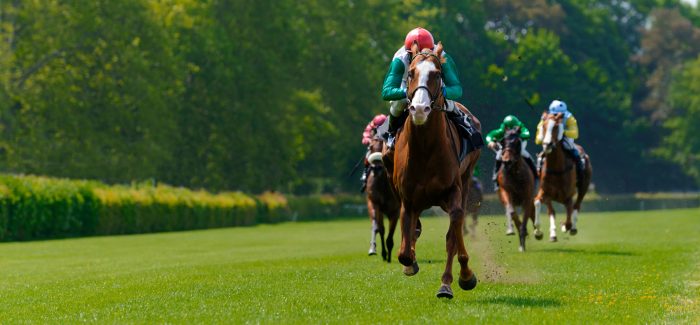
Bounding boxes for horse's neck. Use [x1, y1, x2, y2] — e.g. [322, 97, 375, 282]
[405, 112, 449, 153]
[545, 144, 568, 168]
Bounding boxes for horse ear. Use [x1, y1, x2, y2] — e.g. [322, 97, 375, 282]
[541, 111, 548, 120]
[435, 42, 444, 60]
[411, 40, 419, 56]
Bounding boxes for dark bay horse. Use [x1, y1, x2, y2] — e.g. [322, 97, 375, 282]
[366, 138, 400, 262]
[496, 128, 538, 252]
[534, 113, 592, 241]
[392, 42, 481, 299]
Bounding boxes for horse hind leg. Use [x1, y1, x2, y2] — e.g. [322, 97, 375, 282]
[561, 198, 575, 235]
[385, 211, 399, 263]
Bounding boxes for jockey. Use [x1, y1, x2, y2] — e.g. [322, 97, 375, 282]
[486, 115, 537, 191]
[535, 100, 585, 182]
[360, 114, 388, 192]
[380, 27, 480, 151]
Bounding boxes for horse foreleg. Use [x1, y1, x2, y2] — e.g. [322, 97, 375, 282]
[375, 208, 387, 261]
[533, 192, 544, 240]
[547, 201, 557, 242]
[368, 202, 377, 256]
[386, 212, 399, 263]
[398, 205, 419, 275]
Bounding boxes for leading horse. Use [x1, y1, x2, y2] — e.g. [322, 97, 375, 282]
[392, 42, 481, 299]
[366, 137, 400, 262]
[534, 113, 592, 241]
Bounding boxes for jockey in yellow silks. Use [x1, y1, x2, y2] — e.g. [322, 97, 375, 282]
[535, 100, 585, 181]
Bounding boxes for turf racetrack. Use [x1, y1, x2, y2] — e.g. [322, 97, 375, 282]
[0, 209, 698, 323]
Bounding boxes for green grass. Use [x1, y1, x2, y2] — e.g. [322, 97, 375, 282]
[0, 209, 699, 323]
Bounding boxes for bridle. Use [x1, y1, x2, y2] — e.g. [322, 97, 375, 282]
[406, 51, 444, 110]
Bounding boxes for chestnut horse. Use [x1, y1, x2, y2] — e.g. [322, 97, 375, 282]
[366, 138, 400, 262]
[392, 42, 481, 299]
[534, 113, 592, 241]
[496, 127, 538, 252]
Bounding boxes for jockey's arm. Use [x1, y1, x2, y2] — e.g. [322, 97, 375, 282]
[485, 128, 504, 144]
[518, 122, 531, 140]
[565, 116, 579, 139]
[535, 120, 544, 145]
[441, 53, 463, 100]
[381, 59, 407, 101]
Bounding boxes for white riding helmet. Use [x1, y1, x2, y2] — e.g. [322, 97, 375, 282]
[548, 100, 568, 114]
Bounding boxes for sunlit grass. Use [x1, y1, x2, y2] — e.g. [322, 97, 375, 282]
[0, 209, 698, 323]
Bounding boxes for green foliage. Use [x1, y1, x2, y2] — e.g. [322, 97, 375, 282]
[1, 0, 700, 192]
[0, 174, 367, 241]
[655, 56, 700, 181]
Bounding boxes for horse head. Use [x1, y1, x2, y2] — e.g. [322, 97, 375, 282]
[501, 127, 522, 170]
[406, 41, 446, 126]
[540, 113, 565, 154]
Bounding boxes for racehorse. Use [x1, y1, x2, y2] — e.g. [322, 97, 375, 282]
[391, 41, 482, 299]
[463, 176, 483, 237]
[366, 137, 400, 263]
[534, 112, 592, 241]
[496, 127, 538, 252]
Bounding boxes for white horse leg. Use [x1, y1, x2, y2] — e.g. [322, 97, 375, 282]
[572, 209, 579, 232]
[549, 214, 557, 241]
[505, 204, 515, 235]
[369, 218, 377, 255]
[533, 200, 543, 237]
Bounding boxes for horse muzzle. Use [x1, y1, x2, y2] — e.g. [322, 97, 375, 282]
[409, 104, 431, 125]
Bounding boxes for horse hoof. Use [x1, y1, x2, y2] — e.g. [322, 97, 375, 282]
[368, 251, 377, 256]
[436, 285, 453, 299]
[458, 273, 478, 291]
[506, 231, 515, 236]
[398, 254, 413, 267]
[550, 236, 558, 242]
[518, 246, 525, 252]
[403, 261, 419, 276]
[534, 230, 544, 240]
[570, 228, 578, 236]
[561, 224, 568, 232]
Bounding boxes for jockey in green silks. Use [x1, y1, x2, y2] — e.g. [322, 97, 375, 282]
[380, 27, 482, 153]
[486, 115, 538, 191]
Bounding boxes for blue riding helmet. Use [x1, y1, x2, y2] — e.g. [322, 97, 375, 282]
[548, 100, 568, 114]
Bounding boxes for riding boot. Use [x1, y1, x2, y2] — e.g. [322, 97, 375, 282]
[382, 111, 408, 174]
[492, 160, 502, 192]
[566, 147, 585, 184]
[446, 109, 484, 149]
[384, 111, 408, 150]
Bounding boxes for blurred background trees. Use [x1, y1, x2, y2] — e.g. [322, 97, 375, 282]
[0, 0, 699, 193]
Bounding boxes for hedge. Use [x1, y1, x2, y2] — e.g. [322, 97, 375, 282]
[0, 175, 363, 242]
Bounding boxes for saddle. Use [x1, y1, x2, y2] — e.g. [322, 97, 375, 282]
[449, 113, 484, 163]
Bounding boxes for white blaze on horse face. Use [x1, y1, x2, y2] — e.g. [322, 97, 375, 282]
[557, 122, 564, 141]
[543, 120, 555, 145]
[410, 60, 437, 125]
